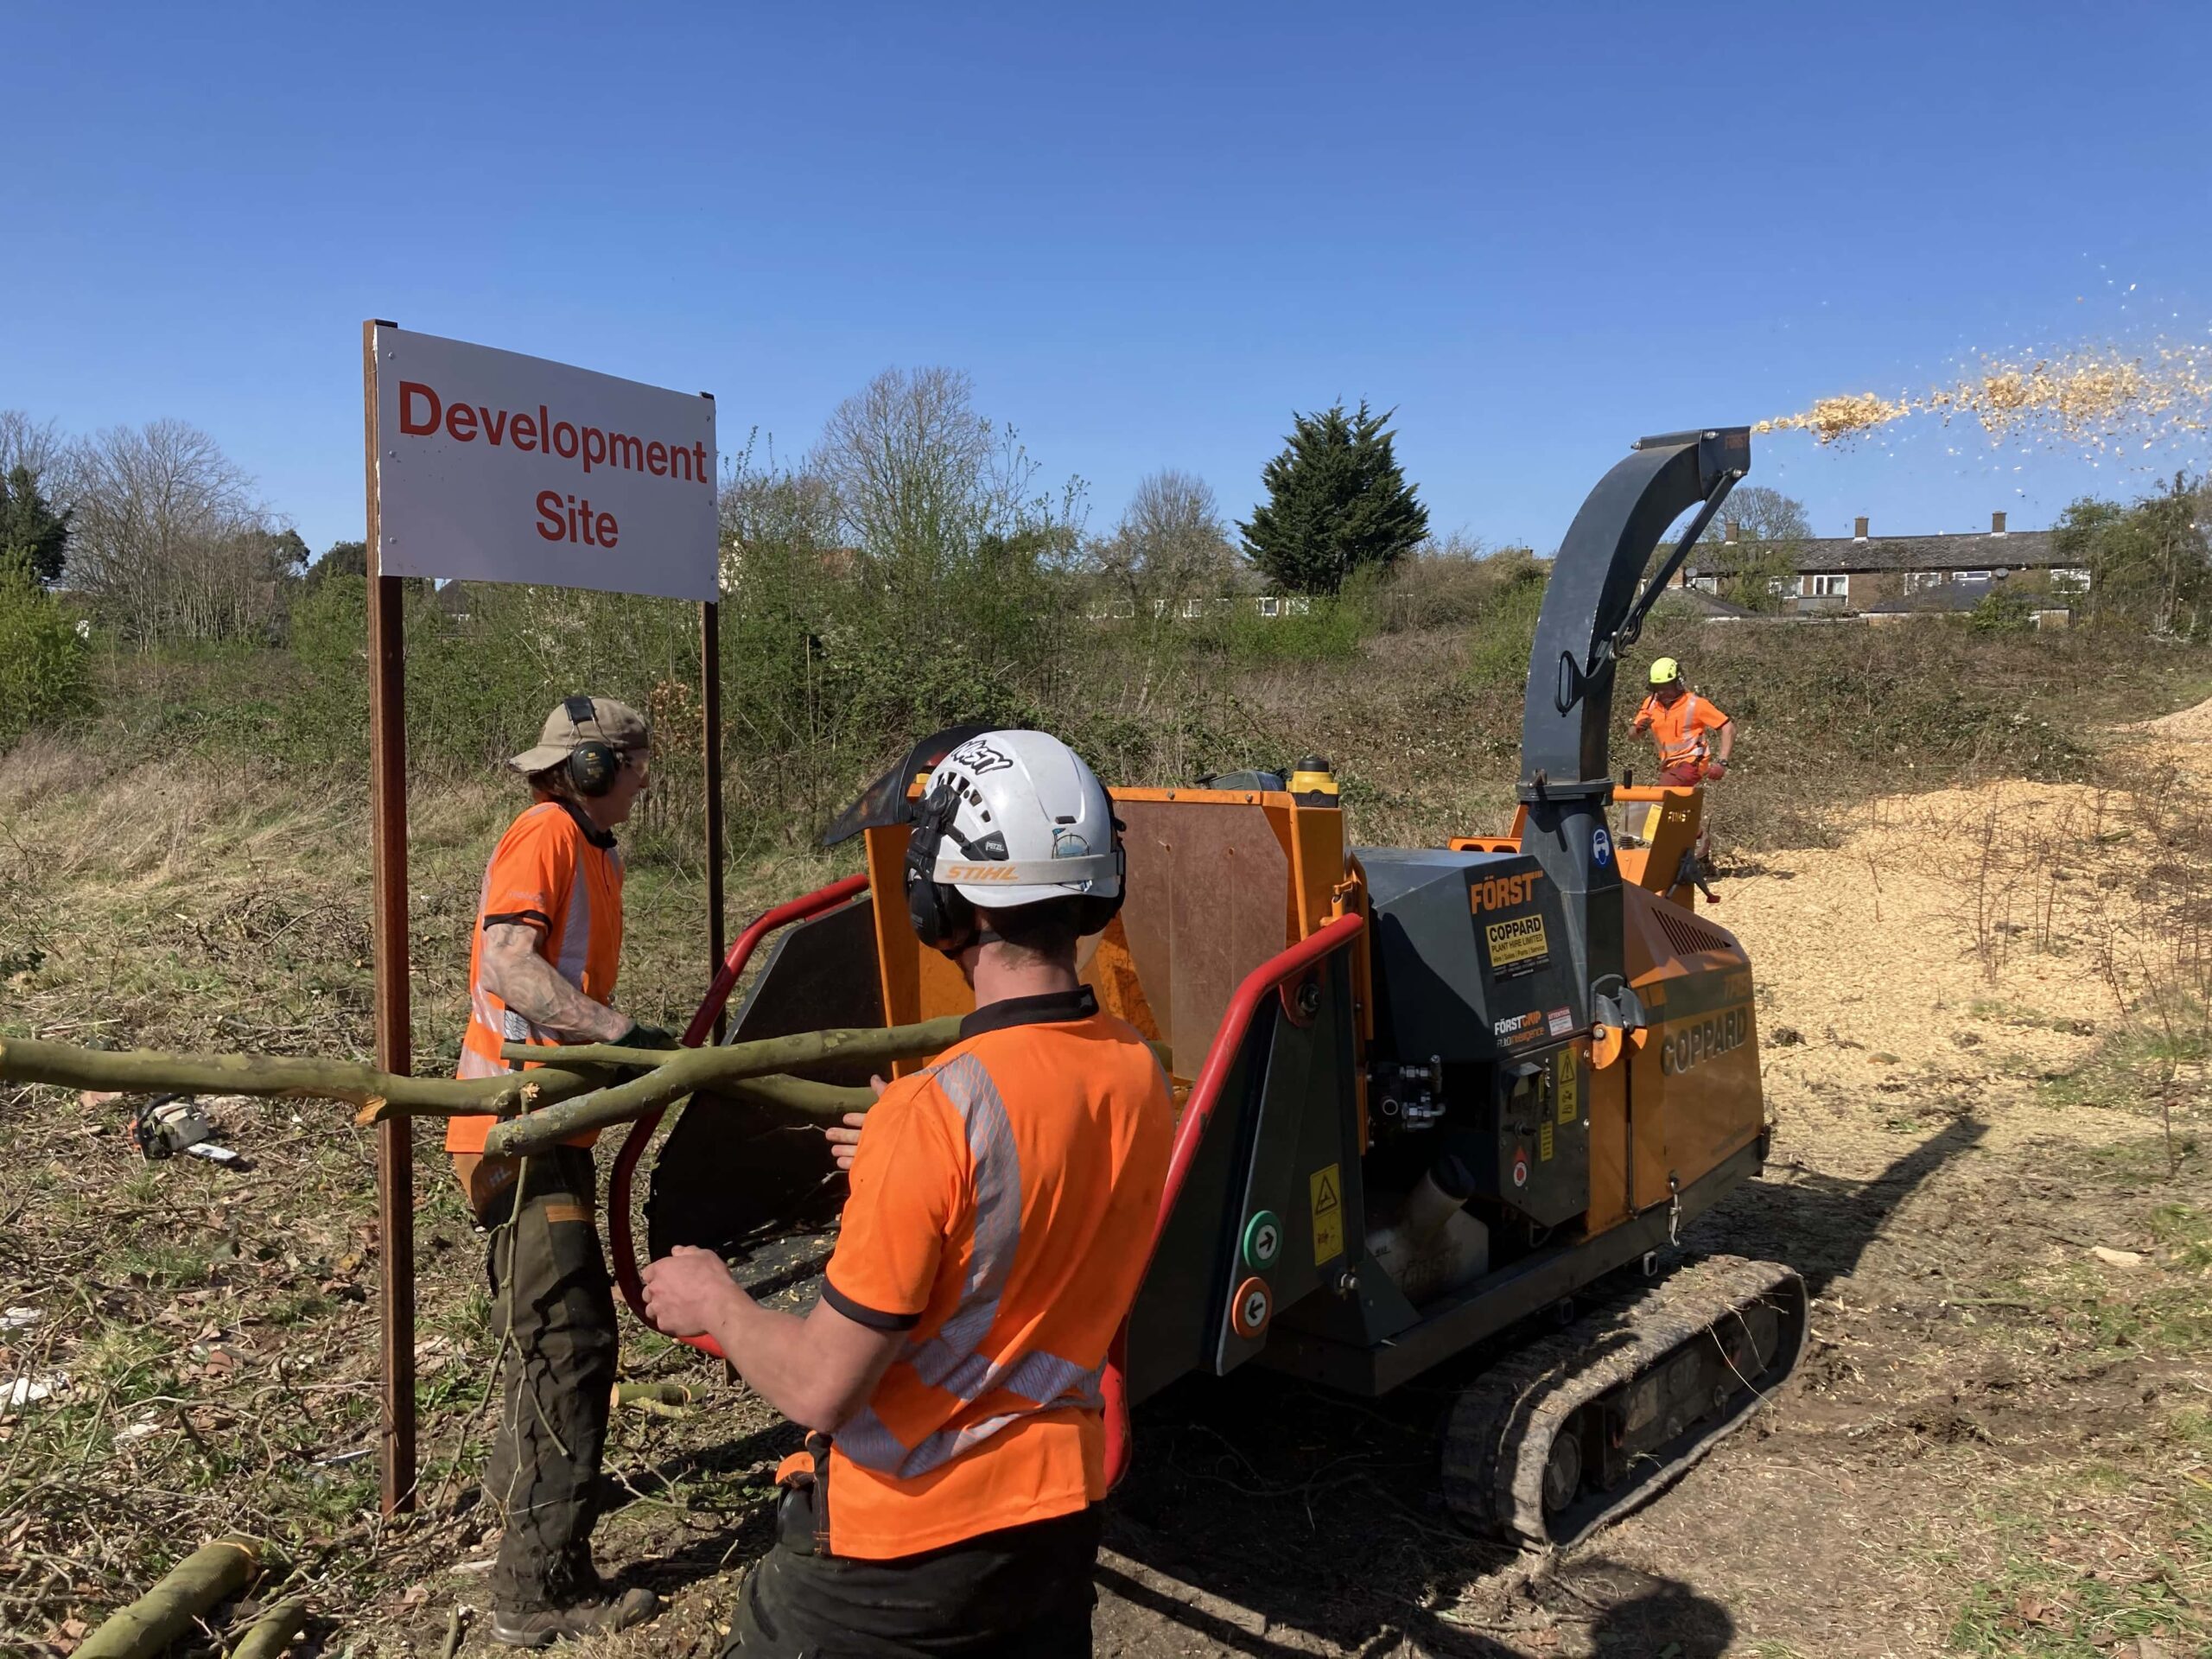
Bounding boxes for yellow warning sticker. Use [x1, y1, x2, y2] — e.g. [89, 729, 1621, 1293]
[1554, 1050, 1578, 1125]
[1484, 913, 1549, 970]
[1540, 1119, 1554, 1162]
[1309, 1164, 1344, 1265]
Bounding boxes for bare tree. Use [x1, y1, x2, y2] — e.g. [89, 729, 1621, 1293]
[0, 411, 68, 498]
[1088, 468, 1236, 618]
[1701, 486, 1813, 547]
[67, 421, 288, 645]
[808, 367, 1080, 594]
[812, 368, 995, 577]
[718, 430, 842, 594]
[1690, 485, 1811, 613]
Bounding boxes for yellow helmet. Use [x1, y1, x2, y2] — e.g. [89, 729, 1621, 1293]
[1649, 657, 1681, 687]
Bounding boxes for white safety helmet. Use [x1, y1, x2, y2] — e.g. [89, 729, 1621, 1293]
[903, 729, 1124, 951]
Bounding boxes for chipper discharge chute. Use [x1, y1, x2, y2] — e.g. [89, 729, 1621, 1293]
[616, 429, 1806, 1551]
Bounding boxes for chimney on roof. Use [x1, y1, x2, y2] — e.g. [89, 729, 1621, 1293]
[1853, 516, 1869, 542]
[1724, 519, 1739, 544]
[1991, 511, 2008, 536]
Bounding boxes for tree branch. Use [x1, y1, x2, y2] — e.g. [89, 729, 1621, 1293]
[0, 1020, 947, 1153]
[0, 1035, 608, 1121]
[479, 1018, 959, 1156]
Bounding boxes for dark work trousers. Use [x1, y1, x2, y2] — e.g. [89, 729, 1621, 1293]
[482, 1146, 620, 1613]
[726, 1476, 1102, 1658]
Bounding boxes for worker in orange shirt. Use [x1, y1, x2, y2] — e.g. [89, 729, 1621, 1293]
[451, 696, 672, 1648]
[1631, 657, 1735, 868]
[643, 729, 1173, 1657]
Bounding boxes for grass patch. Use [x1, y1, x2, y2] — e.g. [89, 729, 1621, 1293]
[2148, 1203, 2212, 1268]
[99, 1241, 213, 1289]
[1946, 1478, 2212, 1657]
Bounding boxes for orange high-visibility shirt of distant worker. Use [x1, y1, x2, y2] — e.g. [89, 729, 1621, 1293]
[1631, 658, 1734, 786]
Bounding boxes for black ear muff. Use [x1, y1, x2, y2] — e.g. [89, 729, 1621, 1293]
[903, 783, 976, 954]
[1073, 835, 1127, 938]
[563, 694, 620, 798]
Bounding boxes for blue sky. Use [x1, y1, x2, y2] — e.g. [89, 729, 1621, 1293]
[6, 2, 2209, 559]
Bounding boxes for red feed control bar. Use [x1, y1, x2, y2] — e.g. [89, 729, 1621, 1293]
[608, 872, 871, 1358]
[1101, 909, 1366, 1488]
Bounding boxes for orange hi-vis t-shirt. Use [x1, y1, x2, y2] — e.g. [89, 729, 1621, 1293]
[818, 986, 1173, 1560]
[448, 798, 625, 1155]
[1636, 690, 1731, 776]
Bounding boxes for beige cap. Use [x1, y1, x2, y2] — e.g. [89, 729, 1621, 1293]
[508, 696, 650, 776]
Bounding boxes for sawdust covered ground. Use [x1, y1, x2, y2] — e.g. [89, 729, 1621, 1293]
[1058, 729, 2212, 1658]
[6, 713, 2211, 1656]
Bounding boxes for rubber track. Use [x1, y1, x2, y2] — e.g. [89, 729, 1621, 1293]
[1440, 1254, 1806, 1551]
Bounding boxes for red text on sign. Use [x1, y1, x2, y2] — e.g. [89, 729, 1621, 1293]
[536, 493, 620, 548]
[398, 382, 709, 485]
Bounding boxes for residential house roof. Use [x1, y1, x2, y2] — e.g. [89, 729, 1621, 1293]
[1656, 585, 1754, 619]
[1858, 580, 1997, 615]
[1685, 512, 2066, 579]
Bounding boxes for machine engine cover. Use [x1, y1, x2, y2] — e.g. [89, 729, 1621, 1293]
[1356, 848, 1580, 1064]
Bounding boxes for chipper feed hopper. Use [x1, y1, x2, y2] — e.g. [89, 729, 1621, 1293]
[619, 428, 1807, 1549]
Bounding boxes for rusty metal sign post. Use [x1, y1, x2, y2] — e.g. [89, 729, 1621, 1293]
[361, 319, 722, 1514]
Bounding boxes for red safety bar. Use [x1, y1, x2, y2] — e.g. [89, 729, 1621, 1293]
[1100, 909, 1365, 1488]
[607, 871, 871, 1359]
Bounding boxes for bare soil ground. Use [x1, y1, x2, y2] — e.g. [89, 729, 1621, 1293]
[4, 715, 2209, 1657]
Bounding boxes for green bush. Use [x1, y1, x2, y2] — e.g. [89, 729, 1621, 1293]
[1462, 558, 1550, 689]
[1199, 594, 1370, 664]
[1969, 588, 2037, 635]
[0, 557, 93, 745]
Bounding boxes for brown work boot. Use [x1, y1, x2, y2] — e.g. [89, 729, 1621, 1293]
[490, 1585, 658, 1648]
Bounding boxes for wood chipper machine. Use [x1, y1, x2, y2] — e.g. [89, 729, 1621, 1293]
[612, 427, 1806, 1549]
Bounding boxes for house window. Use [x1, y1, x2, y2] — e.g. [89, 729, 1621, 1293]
[1802, 574, 1849, 598]
[2050, 567, 2091, 594]
[1904, 570, 1946, 594]
[1287, 596, 1312, 615]
[1183, 598, 1205, 620]
[1767, 577, 1791, 598]
[1688, 575, 1718, 594]
[1259, 596, 1281, 618]
[1955, 569, 1993, 583]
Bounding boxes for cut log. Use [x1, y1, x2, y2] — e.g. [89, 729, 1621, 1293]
[0, 1018, 936, 1154]
[612, 1380, 695, 1417]
[227, 1593, 308, 1659]
[480, 1018, 958, 1157]
[0, 1036, 608, 1122]
[612, 1380, 696, 1408]
[78, 1533, 263, 1659]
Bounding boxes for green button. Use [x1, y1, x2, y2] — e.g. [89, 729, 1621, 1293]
[1243, 1210, 1283, 1269]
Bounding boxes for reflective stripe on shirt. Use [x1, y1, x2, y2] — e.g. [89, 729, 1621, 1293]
[555, 844, 593, 988]
[834, 1050, 1103, 1480]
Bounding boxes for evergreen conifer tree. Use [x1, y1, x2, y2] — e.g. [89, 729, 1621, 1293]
[1239, 402, 1429, 594]
[0, 465, 71, 586]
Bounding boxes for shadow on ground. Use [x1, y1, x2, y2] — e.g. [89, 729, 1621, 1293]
[1090, 1117, 1985, 1654]
[610, 1120, 1983, 1653]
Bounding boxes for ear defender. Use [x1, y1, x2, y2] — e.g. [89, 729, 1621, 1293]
[563, 694, 620, 798]
[903, 783, 976, 954]
[1072, 836, 1127, 938]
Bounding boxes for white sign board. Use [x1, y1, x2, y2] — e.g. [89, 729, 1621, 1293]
[371, 325, 718, 601]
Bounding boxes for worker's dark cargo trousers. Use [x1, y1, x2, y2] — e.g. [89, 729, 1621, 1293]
[725, 1480, 1101, 1657]
[483, 1147, 619, 1614]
